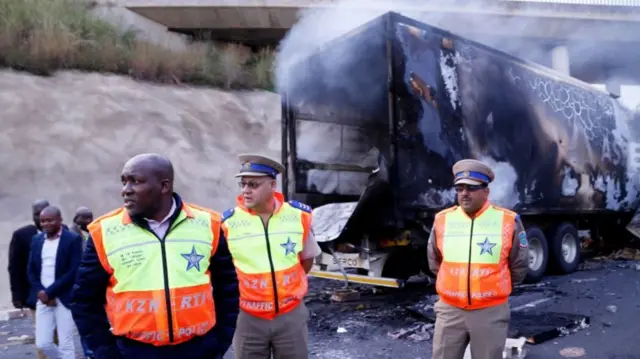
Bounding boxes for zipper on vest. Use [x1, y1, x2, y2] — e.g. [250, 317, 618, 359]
[261, 216, 280, 314]
[467, 219, 475, 307]
[152, 217, 186, 344]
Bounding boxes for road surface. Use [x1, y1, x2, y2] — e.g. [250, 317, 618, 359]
[2, 258, 638, 358]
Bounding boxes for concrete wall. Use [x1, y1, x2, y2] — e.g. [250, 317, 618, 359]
[90, 0, 190, 51]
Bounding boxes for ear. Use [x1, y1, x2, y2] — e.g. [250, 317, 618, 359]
[160, 179, 172, 194]
[271, 179, 277, 189]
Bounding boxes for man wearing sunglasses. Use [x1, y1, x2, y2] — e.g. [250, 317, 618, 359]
[427, 159, 529, 359]
[222, 154, 322, 359]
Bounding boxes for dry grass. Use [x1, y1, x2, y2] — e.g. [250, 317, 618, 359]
[0, 0, 275, 90]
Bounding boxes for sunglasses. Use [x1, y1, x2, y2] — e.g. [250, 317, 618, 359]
[238, 180, 267, 189]
[454, 184, 487, 193]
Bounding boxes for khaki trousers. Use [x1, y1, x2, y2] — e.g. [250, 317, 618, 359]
[432, 300, 510, 359]
[233, 303, 309, 359]
[30, 309, 59, 359]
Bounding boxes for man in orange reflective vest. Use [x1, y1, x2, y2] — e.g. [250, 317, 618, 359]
[70, 153, 240, 359]
[222, 154, 322, 359]
[427, 159, 529, 359]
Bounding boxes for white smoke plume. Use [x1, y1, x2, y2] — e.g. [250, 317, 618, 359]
[275, 0, 634, 94]
[274, 0, 639, 209]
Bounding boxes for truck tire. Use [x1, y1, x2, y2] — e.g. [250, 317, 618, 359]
[549, 222, 581, 274]
[524, 226, 548, 283]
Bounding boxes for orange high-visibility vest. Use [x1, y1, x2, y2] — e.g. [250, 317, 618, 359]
[222, 192, 311, 320]
[90, 203, 221, 346]
[434, 203, 516, 310]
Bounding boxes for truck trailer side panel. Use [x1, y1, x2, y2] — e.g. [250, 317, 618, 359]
[391, 16, 640, 214]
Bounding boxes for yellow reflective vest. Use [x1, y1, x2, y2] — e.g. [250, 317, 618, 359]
[90, 203, 221, 346]
[222, 193, 312, 320]
[434, 203, 516, 310]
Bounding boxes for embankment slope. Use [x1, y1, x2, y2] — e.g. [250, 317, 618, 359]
[0, 70, 281, 308]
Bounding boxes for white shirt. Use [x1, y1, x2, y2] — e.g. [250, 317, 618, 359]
[40, 233, 61, 288]
[145, 199, 176, 238]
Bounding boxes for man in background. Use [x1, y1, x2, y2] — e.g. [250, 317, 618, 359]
[28, 206, 83, 359]
[8, 199, 49, 311]
[70, 206, 93, 246]
[8, 199, 60, 359]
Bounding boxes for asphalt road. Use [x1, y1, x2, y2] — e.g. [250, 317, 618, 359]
[2, 258, 640, 359]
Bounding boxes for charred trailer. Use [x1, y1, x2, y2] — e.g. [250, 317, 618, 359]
[279, 11, 640, 286]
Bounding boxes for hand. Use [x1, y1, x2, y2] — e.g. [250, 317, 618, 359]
[46, 299, 57, 307]
[12, 300, 23, 309]
[37, 291, 49, 304]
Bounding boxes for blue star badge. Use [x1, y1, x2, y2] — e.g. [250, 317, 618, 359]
[181, 245, 205, 272]
[477, 237, 497, 256]
[280, 237, 297, 256]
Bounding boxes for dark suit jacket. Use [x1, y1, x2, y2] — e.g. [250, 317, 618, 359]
[28, 228, 83, 308]
[8, 224, 39, 309]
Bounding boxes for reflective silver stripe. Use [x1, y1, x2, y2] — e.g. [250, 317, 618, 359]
[228, 231, 304, 241]
[106, 239, 212, 257]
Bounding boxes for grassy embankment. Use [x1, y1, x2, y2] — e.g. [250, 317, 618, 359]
[0, 0, 275, 90]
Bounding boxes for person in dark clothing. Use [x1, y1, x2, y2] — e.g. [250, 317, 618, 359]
[28, 206, 83, 359]
[70, 206, 93, 247]
[69, 207, 96, 359]
[8, 199, 50, 310]
[70, 153, 240, 359]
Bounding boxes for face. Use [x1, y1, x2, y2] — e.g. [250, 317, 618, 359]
[75, 213, 93, 231]
[455, 183, 489, 213]
[239, 176, 276, 209]
[39, 212, 62, 236]
[32, 203, 48, 229]
[121, 161, 170, 217]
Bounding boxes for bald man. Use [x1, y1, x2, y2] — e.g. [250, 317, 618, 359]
[28, 206, 83, 359]
[8, 200, 50, 311]
[71, 153, 240, 359]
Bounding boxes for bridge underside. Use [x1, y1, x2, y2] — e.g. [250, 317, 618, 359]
[125, 1, 640, 84]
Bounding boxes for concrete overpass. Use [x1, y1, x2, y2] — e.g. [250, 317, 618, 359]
[124, 0, 640, 44]
[122, 0, 640, 93]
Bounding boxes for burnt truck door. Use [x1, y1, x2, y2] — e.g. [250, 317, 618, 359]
[281, 97, 385, 208]
[279, 16, 392, 210]
[390, 16, 467, 217]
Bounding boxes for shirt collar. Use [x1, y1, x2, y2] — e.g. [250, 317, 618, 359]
[145, 198, 176, 225]
[45, 228, 62, 240]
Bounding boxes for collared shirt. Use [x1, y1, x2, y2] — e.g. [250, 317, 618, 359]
[144, 199, 177, 238]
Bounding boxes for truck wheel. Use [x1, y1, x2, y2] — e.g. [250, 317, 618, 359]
[549, 222, 581, 274]
[524, 226, 548, 283]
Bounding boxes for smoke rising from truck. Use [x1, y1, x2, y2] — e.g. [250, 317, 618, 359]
[275, 0, 640, 208]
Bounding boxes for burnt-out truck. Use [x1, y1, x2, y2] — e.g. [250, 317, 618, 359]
[279, 11, 640, 286]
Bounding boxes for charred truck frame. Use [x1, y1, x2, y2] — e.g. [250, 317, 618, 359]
[280, 12, 640, 287]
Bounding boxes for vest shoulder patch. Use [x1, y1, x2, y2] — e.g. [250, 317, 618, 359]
[222, 208, 235, 222]
[288, 200, 312, 213]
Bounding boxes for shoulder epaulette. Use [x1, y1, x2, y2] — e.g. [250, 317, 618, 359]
[222, 208, 235, 222]
[288, 200, 312, 213]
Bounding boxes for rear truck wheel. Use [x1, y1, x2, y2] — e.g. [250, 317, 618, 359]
[549, 222, 581, 274]
[524, 226, 549, 283]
